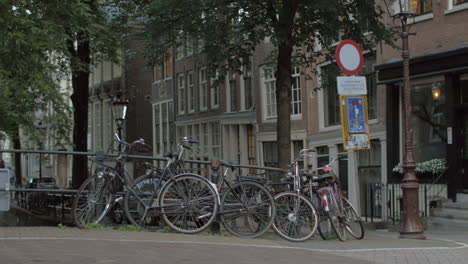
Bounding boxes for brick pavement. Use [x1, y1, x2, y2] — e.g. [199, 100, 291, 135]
[0, 226, 467, 263]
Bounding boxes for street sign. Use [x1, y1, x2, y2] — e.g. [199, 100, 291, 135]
[340, 95, 370, 150]
[335, 40, 364, 76]
[337, 76, 367, 95]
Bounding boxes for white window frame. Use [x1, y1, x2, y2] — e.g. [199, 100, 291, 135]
[291, 66, 302, 117]
[261, 67, 277, 120]
[199, 67, 208, 111]
[187, 71, 195, 113]
[177, 73, 185, 114]
[446, 0, 468, 14]
[260, 66, 302, 121]
[317, 61, 341, 132]
[210, 72, 219, 109]
[226, 70, 237, 112]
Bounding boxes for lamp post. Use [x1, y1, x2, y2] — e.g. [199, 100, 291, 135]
[112, 96, 129, 149]
[383, 0, 425, 239]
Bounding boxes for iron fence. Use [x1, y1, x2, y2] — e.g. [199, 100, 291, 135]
[362, 182, 448, 223]
[1, 148, 286, 225]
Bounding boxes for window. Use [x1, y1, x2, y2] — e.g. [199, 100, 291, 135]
[247, 125, 256, 165]
[177, 73, 185, 114]
[244, 63, 253, 110]
[154, 101, 175, 156]
[337, 144, 349, 193]
[263, 142, 278, 168]
[415, 0, 433, 14]
[201, 123, 209, 155]
[187, 71, 195, 113]
[321, 63, 341, 126]
[103, 101, 113, 149]
[362, 53, 377, 119]
[210, 71, 219, 109]
[199, 67, 208, 111]
[153, 52, 173, 82]
[411, 78, 447, 163]
[454, 0, 468, 5]
[291, 66, 302, 116]
[316, 146, 329, 169]
[261, 67, 302, 119]
[93, 102, 102, 150]
[228, 70, 237, 112]
[211, 122, 221, 158]
[263, 68, 277, 119]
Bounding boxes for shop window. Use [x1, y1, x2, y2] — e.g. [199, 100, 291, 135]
[411, 79, 447, 163]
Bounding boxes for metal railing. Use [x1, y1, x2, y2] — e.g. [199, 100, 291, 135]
[362, 182, 448, 224]
[1, 148, 286, 225]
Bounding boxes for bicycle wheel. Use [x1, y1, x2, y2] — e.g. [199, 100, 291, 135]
[220, 181, 275, 238]
[72, 174, 114, 228]
[124, 173, 164, 231]
[272, 192, 318, 242]
[159, 173, 218, 234]
[342, 197, 365, 240]
[326, 193, 346, 241]
[311, 193, 333, 240]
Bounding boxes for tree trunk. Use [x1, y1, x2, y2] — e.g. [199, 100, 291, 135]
[13, 129, 22, 187]
[275, 0, 297, 169]
[70, 36, 90, 189]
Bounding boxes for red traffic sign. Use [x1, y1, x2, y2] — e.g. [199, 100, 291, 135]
[335, 40, 363, 76]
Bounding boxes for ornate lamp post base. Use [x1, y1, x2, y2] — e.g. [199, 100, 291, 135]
[399, 174, 425, 240]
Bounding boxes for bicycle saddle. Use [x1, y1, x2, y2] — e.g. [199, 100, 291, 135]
[310, 173, 334, 182]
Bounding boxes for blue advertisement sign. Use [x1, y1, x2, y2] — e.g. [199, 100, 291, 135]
[345, 96, 366, 134]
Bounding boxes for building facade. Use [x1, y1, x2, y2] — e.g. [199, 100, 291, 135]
[376, 0, 468, 201]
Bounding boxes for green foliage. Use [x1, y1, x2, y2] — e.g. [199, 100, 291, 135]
[118, 225, 145, 232]
[83, 223, 114, 231]
[0, 0, 137, 145]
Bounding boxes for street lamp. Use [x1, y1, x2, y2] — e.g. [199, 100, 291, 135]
[112, 96, 129, 143]
[383, 0, 425, 239]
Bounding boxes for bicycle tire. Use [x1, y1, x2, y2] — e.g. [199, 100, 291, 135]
[272, 192, 318, 242]
[159, 173, 218, 234]
[220, 181, 276, 238]
[326, 192, 346, 241]
[124, 173, 164, 231]
[72, 174, 114, 228]
[310, 192, 332, 240]
[342, 197, 365, 240]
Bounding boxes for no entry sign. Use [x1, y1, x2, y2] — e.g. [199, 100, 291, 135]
[335, 40, 363, 76]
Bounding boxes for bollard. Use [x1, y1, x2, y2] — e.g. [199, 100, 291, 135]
[209, 160, 221, 233]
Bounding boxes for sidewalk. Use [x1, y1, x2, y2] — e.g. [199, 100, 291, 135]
[1, 226, 467, 263]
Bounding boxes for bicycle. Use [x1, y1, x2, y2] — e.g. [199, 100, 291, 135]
[213, 160, 276, 238]
[271, 149, 319, 242]
[72, 135, 219, 234]
[304, 156, 365, 241]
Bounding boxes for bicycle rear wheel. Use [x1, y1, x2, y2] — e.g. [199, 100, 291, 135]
[124, 173, 164, 231]
[342, 197, 365, 240]
[272, 192, 318, 242]
[72, 174, 114, 228]
[326, 193, 346, 241]
[159, 174, 218, 234]
[220, 181, 275, 238]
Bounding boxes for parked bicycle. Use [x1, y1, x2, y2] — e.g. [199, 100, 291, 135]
[123, 137, 218, 233]
[304, 156, 364, 241]
[213, 160, 276, 238]
[272, 149, 319, 242]
[72, 135, 219, 234]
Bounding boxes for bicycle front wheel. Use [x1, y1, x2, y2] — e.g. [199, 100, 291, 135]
[72, 174, 114, 228]
[159, 174, 218, 234]
[220, 181, 275, 238]
[272, 192, 318, 242]
[342, 197, 365, 240]
[124, 173, 164, 231]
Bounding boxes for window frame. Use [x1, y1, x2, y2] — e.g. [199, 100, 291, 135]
[177, 73, 186, 114]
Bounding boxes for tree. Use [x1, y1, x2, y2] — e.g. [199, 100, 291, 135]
[0, 0, 138, 186]
[138, 0, 394, 168]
